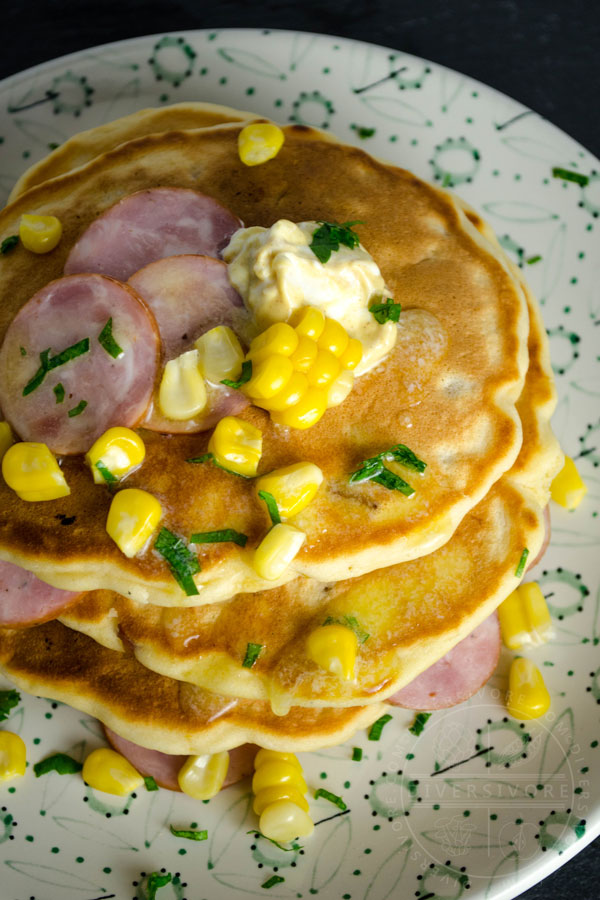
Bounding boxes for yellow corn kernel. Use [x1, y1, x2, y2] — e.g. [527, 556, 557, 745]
[289, 306, 325, 340]
[243, 355, 294, 400]
[318, 317, 349, 357]
[506, 657, 551, 720]
[86, 427, 145, 485]
[550, 456, 587, 510]
[158, 349, 207, 421]
[520, 582, 553, 644]
[306, 349, 341, 388]
[178, 751, 229, 799]
[0, 421, 14, 461]
[289, 336, 318, 373]
[238, 122, 285, 167]
[339, 338, 364, 371]
[19, 214, 62, 253]
[271, 387, 328, 429]
[258, 371, 309, 412]
[326, 370, 354, 408]
[82, 747, 144, 795]
[253, 783, 310, 816]
[253, 523, 306, 581]
[256, 462, 323, 518]
[498, 590, 529, 651]
[306, 624, 358, 682]
[195, 326, 245, 384]
[248, 322, 299, 364]
[106, 488, 162, 558]
[2, 441, 70, 501]
[252, 759, 308, 796]
[260, 799, 314, 842]
[254, 748, 303, 771]
[0, 732, 26, 783]
[208, 416, 262, 477]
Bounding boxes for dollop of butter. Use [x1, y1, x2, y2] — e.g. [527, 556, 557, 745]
[223, 220, 397, 376]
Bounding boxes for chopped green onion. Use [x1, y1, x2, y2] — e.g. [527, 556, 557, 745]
[371, 468, 415, 496]
[189, 528, 248, 547]
[169, 825, 207, 840]
[186, 453, 213, 464]
[22, 338, 90, 396]
[552, 167, 589, 187]
[348, 456, 384, 484]
[258, 490, 281, 525]
[144, 776, 159, 792]
[34, 753, 82, 777]
[309, 221, 363, 264]
[0, 689, 20, 721]
[314, 788, 347, 810]
[53, 382, 65, 404]
[262, 875, 285, 889]
[98, 317, 124, 359]
[352, 747, 363, 761]
[369, 297, 402, 324]
[221, 359, 252, 388]
[242, 642, 263, 668]
[68, 399, 87, 418]
[408, 712, 432, 736]
[19, 346, 26, 357]
[95, 459, 118, 484]
[0, 234, 19, 254]
[515, 547, 529, 578]
[146, 872, 172, 900]
[526, 255, 542, 265]
[154, 527, 200, 596]
[384, 444, 427, 474]
[349, 443, 425, 495]
[368, 713, 393, 741]
[323, 614, 370, 643]
[185, 452, 251, 478]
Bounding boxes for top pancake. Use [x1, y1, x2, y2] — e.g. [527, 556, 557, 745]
[0, 119, 528, 605]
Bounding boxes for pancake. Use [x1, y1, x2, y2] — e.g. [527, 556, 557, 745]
[0, 121, 529, 604]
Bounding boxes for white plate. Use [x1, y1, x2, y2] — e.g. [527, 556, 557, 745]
[0, 28, 599, 900]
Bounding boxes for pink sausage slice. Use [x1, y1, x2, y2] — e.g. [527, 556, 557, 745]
[103, 725, 257, 791]
[0, 274, 159, 454]
[0, 558, 82, 627]
[387, 613, 500, 711]
[127, 255, 249, 433]
[64, 188, 242, 282]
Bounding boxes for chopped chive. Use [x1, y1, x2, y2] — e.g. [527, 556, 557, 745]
[408, 712, 432, 736]
[314, 788, 347, 810]
[242, 642, 263, 668]
[68, 399, 87, 417]
[22, 338, 90, 396]
[384, 444, 427, 474]
[98, 317, 124, 359]
[258, 490, 281, 525]
[246, 830, 303, 851]
[144, 776, 159, 792]
[369, 297, 402, 324]
[0, 689, 20, 721]
[349, 443, 425, 495]
[262, 875, 285, 889]
[372, 468, 415, 496]
[22, 351, 51, 397]
[146, 872, 172, 900]
[368, 713, 393, 741]
[34, 753, 82, 777]
[309, 220, 363, 264]
[53, 383, 65, 404]
[552, 167, 589, 187]
[186, 453, 213, 464]
[352, 747, 363, 761]
[189, 528, 248, 547]
[221, 359, 252, 388]
[169, 825, 207, 840]
[526, 254, 542, 265]
[185, 452, 250, 478]
[95, 459, 118, 484]
[0, 234, 19, 254]
[515, 547, 529, 578]
[323, 614, 370, 643]
[19, 346, 26, 357]
[348, 456, 384, 483]
[154, 527, 200, 596]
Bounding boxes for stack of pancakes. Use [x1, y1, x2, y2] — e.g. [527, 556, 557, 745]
[0, 104, 562, 760]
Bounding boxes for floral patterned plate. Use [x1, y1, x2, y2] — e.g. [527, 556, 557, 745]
[0, 28, 598, 900]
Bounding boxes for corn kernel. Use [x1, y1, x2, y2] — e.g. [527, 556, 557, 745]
[254, 749, 303, 771]
[498, 590, 528, 651]
[252, 759, 308, 796]
[82, 747, 144, 795]
[248, 322, 299, 364]
[158, 349, 207, 421]
[253, 783, 310, 815]
[271, 387, 328, 429]
[550, 456, 587, 510]
[2, 441, 70, 501]
[253, 523, 306, 580]
[289, 306, 325, 340]
[243, 355, 294, 400]
[306, 624, 358, 681]
[19, 214, 62, 253]
[256, 462, 323, 518]
[289, 336, 318, 373]
[326, 370, 354, 408]
[339, 338, 364, 371]
[177, 751, 229, 799]
[258, 371, 309, 412]
[499, 583, 554, 650]
[0, 732, 26, 782]
[238, 122, 285, 167]
[260, 799, 314, 842]
[106, 488, 162, 558]
[208, 416, 262, 477]
[0, 421, 14, 461]
[195, 326, 245, 384]
[86, 427, 145, 484]
[318, 318, 349, 357]
[306, 349, 341, 388]
[506, 657, 551, 720]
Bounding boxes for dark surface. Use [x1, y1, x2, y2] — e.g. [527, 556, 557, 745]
[0, 1, 598, 898]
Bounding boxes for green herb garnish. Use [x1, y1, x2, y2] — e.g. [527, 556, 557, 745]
[190, 528, 248, 547]
[262, 875, 285, 889]
[0, 235, 19, 254]
[185, 452, 250, 478]
[349, 442, 426, 496]
[19, 346, 26, 357]
[309, 220, 363, 264]
[352, 747, 363, 761]
[144, 776, 159, 792]
[552, 167, 589, 187]
[67, 399, 87, 418]
[408, 712, 432, 736]
[369, 297, 402, 324]
[242, 642, 263, 668]
[146, 872, 172, 900]
[314, 788, 347, 810]
[368, 713, 393, 741]
[0, 689, 20, 721]
[95, 459, 118, 484]
[98, 317, 124, 359]
[154, 528, 200, 596]
[323, 614, 369, 643]
[515, 547, 529, 578]
[34, 753, 83, 777]
[221, 359, 252, 389]
[371, 468, 414, 496]
[384, 444, 427, 473]
[526, 255, 542, 265]
[22, 338, 90, 396]
[170, 825, 207, 840]
[53, 382, 65, 404]
[247, 830, 303, 851]
[258, 490, 281, 526]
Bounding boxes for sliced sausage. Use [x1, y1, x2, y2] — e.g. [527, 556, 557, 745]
[0, 558, 83, 627]
[64, 188, 242, 282]
[0, 274, 159, 454]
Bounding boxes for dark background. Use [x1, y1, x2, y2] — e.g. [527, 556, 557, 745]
[0, 1, 598, 898]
